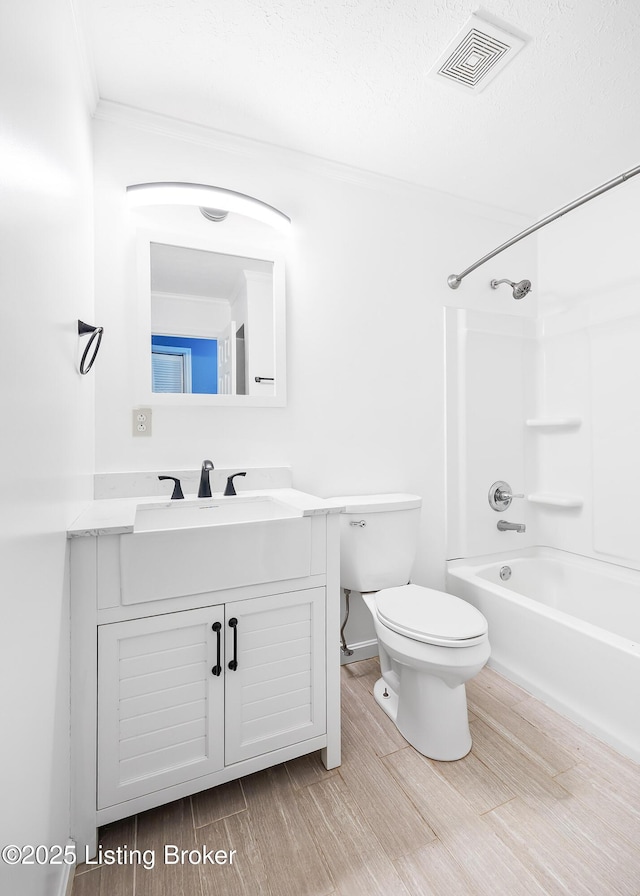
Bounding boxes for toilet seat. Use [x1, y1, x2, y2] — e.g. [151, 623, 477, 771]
[375, 584, 488, 647]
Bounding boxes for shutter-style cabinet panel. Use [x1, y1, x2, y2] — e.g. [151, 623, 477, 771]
[224, 588, 326, 764]
[98, 605, 224, 809]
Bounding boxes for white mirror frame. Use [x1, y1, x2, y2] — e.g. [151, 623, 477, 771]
[134, 228, 286, 407]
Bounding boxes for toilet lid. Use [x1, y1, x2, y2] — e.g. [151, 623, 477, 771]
[375, 584, 488, 647]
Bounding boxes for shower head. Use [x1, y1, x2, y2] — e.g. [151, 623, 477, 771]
[490, 277, 532, 300]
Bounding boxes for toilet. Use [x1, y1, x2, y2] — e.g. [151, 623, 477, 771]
[335, 493, 490, 761]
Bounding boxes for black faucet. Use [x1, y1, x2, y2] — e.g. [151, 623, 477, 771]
[224, 472, 247, 496]
[158, 475, 184, 500]
[198, 459, 214, 498]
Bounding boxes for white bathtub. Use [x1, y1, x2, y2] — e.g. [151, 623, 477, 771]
[446, 547, 640, 762]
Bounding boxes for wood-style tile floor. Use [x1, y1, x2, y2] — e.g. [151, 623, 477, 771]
[73, 659, 640, 896]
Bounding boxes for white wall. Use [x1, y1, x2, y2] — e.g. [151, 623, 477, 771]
[92, 106, 535, 656]
[0, 3, 94, 894]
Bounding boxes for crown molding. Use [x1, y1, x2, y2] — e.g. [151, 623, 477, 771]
[94, 99, 531, 228]
[152, 290, 232, 308]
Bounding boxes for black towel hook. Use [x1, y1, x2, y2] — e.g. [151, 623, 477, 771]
[78, 320, 104, 374]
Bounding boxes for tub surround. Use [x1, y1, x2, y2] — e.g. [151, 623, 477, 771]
[447, 546, 640, 763]
[444, 302, 640, 765]
[446, 299, 640, 574]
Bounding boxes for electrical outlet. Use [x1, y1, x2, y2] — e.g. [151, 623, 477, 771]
[132, 407, 152, 437]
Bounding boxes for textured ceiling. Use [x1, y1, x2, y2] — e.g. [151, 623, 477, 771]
[79, 0, 640, 215]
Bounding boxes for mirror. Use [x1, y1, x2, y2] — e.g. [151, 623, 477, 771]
[150, 243, 274, 396]
[134, 225, 286, 407]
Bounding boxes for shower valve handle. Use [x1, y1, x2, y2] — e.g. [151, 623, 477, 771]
[489, 481, 523, 511]
[498, 489, 523, 501]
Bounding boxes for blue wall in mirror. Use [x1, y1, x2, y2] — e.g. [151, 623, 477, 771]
[151, 335, 218, 394]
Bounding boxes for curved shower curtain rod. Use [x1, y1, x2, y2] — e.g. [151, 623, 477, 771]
[447, 163, 640, 290]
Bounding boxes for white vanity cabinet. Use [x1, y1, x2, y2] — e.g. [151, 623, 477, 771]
[69, 499, 341, 855]
[97, 588, 326, 810]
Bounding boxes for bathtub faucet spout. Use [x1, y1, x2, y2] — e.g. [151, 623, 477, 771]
[497, 520, 526, 533]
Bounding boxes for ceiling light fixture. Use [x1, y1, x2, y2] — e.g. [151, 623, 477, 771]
[126, 182, 291, 231]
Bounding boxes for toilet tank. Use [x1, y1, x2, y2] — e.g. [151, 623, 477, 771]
[332, 494, 422, 592]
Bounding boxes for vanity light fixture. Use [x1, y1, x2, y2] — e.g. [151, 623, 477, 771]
[199, 207, 229, 222]
[126, 182, 291, 231]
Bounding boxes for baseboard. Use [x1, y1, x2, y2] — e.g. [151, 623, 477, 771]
[55, 841, 76, 896]
[340, 638, 378, 665]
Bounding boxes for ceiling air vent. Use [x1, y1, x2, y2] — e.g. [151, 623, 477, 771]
[430, 13, 527, 92]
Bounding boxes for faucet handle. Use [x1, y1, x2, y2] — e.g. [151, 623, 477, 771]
[224, 472, 247, 496]
[158, 475, 184, 500]
[488, 480, 523, 511]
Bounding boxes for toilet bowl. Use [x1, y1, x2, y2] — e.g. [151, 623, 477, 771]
[362, 585, 489, 761]
[333, 493, 490, 761]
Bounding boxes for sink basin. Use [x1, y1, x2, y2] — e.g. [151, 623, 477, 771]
[121, 494, 312, 605]
[134, 496, 302, 532]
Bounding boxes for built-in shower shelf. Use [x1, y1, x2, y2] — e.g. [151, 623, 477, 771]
[527, 493, 583, 508]
[525, 417, 582, 429]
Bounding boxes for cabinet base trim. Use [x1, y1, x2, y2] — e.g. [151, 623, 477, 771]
[95, 735, 328, 828]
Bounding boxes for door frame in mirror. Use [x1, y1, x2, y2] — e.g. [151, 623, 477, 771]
[134, 228, 286, 407]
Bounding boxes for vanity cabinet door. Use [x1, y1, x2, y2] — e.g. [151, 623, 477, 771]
[97, 605, 224, 809]
[224, 588, 326, 765]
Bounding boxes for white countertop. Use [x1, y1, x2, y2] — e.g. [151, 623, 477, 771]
[67, 489, 346, 537]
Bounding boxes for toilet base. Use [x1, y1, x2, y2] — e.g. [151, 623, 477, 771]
[373, 676, 399, 724]
[372, 674, 472, 762]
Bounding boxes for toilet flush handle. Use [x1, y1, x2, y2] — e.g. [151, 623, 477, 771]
[349, 520, 367, 527]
